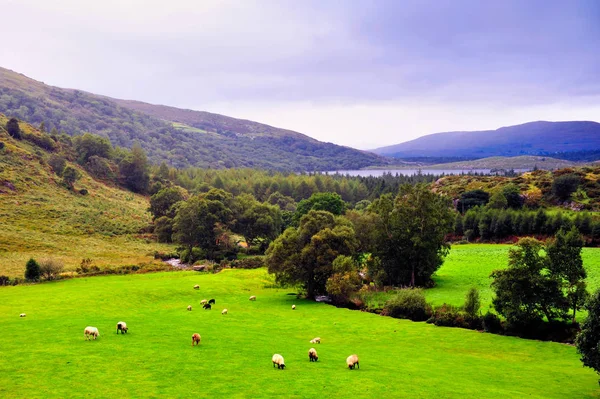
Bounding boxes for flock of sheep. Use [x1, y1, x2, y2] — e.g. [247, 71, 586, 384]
[21, 283, 360, 370]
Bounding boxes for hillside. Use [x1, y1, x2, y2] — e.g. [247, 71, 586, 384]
[0, 115, 173, 277]
[0, 67, 389, 171]
[428, 155, 579, 170]
[373, 121, 600, 159]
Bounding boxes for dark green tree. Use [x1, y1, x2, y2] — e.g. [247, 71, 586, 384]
[457, 189, 489, 213]
[235, 201, 282, 247]
[576, 289, 600, 384]
[502, 184, 523, 209]
[265, 210, 357, 298]
[119, 142, 150, 193]
[491, 237, 567, 326]
[47, 155, 66, 177]
[25, 258, 41, 281]
[154, 216, 174, 243]
[73, 133, 113, 164]
[552, 174, 581, 201]
[370, 184, 454, 286]
[293, 192, 346, 224]
[546, 227, 588, 322]
[6, 118, 21, 139]
[149, 187, 187, 220]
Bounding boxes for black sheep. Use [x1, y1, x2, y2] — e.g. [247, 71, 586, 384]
[203, 303, 212, 310]
[208, 298, 216, 305]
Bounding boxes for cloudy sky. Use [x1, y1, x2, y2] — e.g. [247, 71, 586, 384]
[2, 0, 600, 149]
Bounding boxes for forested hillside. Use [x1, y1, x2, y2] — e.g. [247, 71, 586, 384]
[0, 67, 389, 171]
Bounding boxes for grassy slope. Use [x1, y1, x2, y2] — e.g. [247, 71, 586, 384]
[0, 116, 174, 277]
[0, 269, 598, 399]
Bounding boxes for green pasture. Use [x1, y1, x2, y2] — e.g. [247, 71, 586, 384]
[0, 269, 598, 398]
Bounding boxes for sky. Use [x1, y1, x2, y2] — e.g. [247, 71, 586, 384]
[2, 0, 600, 149]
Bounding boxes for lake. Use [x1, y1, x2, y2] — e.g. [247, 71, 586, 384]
[323, 168, 530, 177]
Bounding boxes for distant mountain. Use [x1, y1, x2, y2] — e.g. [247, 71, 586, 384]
[373, 121, 600, 159]
[0, 67, 390, 171]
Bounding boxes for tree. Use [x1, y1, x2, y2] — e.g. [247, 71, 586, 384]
[552, 174, 581, 201]
[149, 187, 187, 220]
[326, 255, 362, 304]
[73, 133, 113, 164]
[464, 287, 481, 318]
[119, 142, 150, 193]
[265, 210, 357, 298]
[6, 118, 22, 139]
[487, 191, 508, 209]
[235, 202, 283, 247]
[457, 189, 489, 213]
[576, 289, 600, 384]
[293, 192, 346, 225]
[546, 227, 588, 322]
[47, 155, 66, 177]
[491, 238, 567, 326]
[62, 166, 81, 189]
[25, 258, 41, 281]
[39, 258, 64, 280]
[502, 184, 523, 209]
[154, 216, 174, 243]
[370, 184, 454, 287]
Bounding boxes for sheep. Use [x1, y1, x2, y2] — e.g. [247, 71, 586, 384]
[249, 295, 256, 301]
[310, 337, 321, 344]
[19, 313, 26, 317]
[292, 305, 296, 310]
[116, 321, 128, 334]
[346, 354, 359, 370]
[203, 303, 212, 310]
[192, 333, 201, 346]
[187, 305, 192, 311]
[200, 299, 208, 305]
[308, 348, 318, 362]
[193, 285, 200, 290]
[221, 309, 228, 315]
[208, 298, 215, 305]
[272, 354, 285, 369]
[84, 326, 99, 340]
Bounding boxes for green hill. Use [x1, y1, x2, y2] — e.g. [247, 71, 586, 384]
[428, 155, 579, 170]
[0, 67, 390, 171]
[0, 115, 173, 277]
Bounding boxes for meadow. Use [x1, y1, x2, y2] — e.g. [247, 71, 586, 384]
[1, 268, 598, 399]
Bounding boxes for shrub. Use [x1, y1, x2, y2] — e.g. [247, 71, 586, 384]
[229, 257, 264, 269]
[25, 258, 41, 281]
[0, 142, 5, 151]
[383, 289, 431, 321]
[153, 251, 179, 260]
[464, 287, 481, 318]
[427, 303, 467, 328]
[482, 311, 503, 334]
[0, 275, 10, 286]
[180, 247, 205, 264]
[47, 155, 66, 176]
[6, 118, 21, 139]
[552, 174, 581, 201]
[39, 258, 65, 280]
[79, 189, 88, 196]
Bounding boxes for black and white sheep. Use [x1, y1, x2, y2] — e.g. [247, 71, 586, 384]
[84, 326, 99, 340]
[272, 354, 285, 369]
[116, 321, 128, 334]
[308, 348, 318, 362]
[187, 305, 192, 311]
[249, 295, 256, 301]
[346, 354, 359, 369]
[221, 308, 228, 315]
[292, 305, 296, 310]
[19, 313, 26, 317]
[310, 337, 321, 344]
[193, 285, 200, 290]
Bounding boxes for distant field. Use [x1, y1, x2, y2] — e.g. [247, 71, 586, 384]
[363, 244, 600, 316]
[0, 269, 598, 398]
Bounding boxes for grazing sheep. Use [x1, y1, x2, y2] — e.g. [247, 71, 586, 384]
[249, 295, 256, 301]
[187, 305, 192, 311]
[193, 285, 200, 290]
[222, 309, 228, 315]
[310, 337, 321, 344]
[84, 326, 99, 340]
[201, 299, 208, 305]
[208, 298, 215, 305]
[192, 333, 201, 346]
[116, 321, 128, 334]
[346, 354, 359, 369]
[203, 303, 212, 310]
[19, 313, 26, 317]
[292, 305, 296, 310]
[272, 354, 285, 369]
[308, 348, 318, 362]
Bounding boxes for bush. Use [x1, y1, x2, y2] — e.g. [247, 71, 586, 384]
[464, 287, 481, 318]
[47, 155, 66, 176]
[482, 311, 503, 334]
[427, 303, 468, 328]
[79, 189, 88, 196]
[153, 251, 179, 261]
[180, 247, 205, 264]
[382, 289, 432, 321]
[39, 258, 65, 280]
[24, 258, 41, 281]
[0, 142, 5, 151]
[229, 257, 264, 269]
[552, 174, 581, 201]
[0, 275, 10, 286]
[6, 118, 21, 139]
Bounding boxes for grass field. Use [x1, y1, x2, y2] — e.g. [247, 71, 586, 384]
[362, 244, 600, 316]
[1, 269, 598, 399]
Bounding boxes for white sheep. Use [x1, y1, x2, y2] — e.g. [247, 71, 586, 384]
[346, 354, 359, 369]
[249, 295, 256, 301]
[116, 321, 128, 334]
[222, 309, 228, 315]
[308, 348, 318, 362]
[292, 305, 296, 310]
[84, 326, 99, 340]
[310, 337, 321, 344]
[19, 313, 26, 317]
[187, 305, 192, 311]
[193, 285, 200, 290]
[201, 299, 208, 305]
[192, 333, 201, 346]
[272, 354, 285, 369]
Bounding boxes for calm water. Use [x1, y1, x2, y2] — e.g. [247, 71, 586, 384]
[323, 169, 529, 177]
